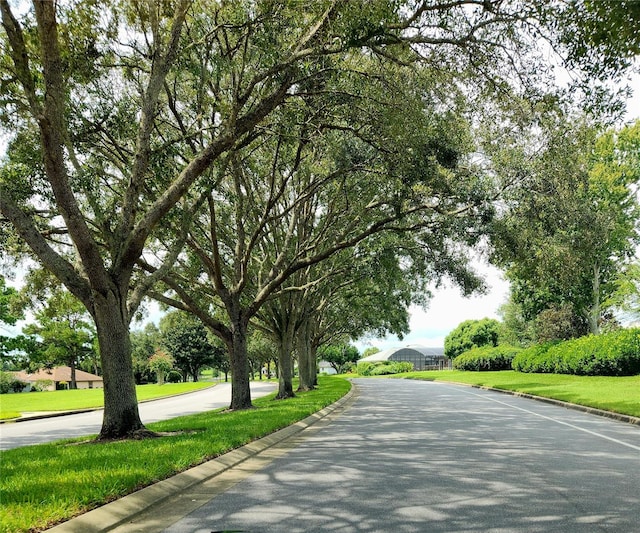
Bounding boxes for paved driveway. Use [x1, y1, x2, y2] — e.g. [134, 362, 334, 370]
[165, 378, 640, 533]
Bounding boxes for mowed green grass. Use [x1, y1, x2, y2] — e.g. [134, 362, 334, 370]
[400, 370, 640, 417]
[0, 377, 350, 533]
[0, 381, 214, 419]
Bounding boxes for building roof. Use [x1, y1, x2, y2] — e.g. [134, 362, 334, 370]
[358, 345, 445, 362]
[13, 366, 103, 383]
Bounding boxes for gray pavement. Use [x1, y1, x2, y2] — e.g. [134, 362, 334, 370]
[48, 378, 640, 533]
[0, 381, 276, 450]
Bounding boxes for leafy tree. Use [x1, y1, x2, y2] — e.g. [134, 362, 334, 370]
[444, 318, 501, 359]
[490, 119, 640, 337]
[148, 350, 173, 386]
[21, 289, 96, 389]
[317, 343, 360, 375]
[1, 1, 635, 435]
[361, 347, 381, 358]
[209, 337, 231, 383]
[497, 294, 535, 348]
[130, 323, 160, 384]
[0, 276, 23, 367]
[247, 330, 276, 380]
[160, 311, 215, 382]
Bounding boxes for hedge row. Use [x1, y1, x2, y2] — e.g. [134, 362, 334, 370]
[452, 345, 522, 371]
[511, 328, 640, 376]
[357, 361, 414, 376]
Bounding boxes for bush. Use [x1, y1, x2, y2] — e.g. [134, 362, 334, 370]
[0, 371, 22, 394]
[453, 345, 521, 371]
[357, 361, 413, 376]
[511, 329, 640, 376]
[32, 379, 54, 392]
[511, 343, 556, 373]
[166, 370, 183, 383]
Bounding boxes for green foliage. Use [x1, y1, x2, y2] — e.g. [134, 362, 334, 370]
[491, 120, 640, 337]
[317, 343, 360, 375]
[130, 323, 160, 384]
[444, 318, 501, 358]
[356, 360, 413, 376]
[148, 350, 174, 385]
[19, 289, 96, 386]
[160, 312, 216, 382]
[0, 371, 26, 394]
[511, 329, 640, 376]
[0, 276, 21, 326]
[166, 370, 183, 383]
[533, 304, 583, 343]
[361, 347, 381, 358]
[452, 345, 522, 372]
[32, 379, 53, 392]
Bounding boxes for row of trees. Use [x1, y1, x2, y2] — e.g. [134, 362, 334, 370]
[1, 1, 639, 439]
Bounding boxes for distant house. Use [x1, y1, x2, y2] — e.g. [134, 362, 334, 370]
[13, 366, 103, 391]
[358, 345, 451, 371]
[318, 361, 337, 375]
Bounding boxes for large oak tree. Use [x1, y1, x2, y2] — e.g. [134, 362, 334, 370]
[1, 1, 635, 437]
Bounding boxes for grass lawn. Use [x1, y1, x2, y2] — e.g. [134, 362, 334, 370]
[399, 370, 640, 418]
[0, 376, 350, 533]
[0, 381, 214, 420]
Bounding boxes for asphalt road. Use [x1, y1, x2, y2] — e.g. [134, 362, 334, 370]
[164, 378, 640, 533]
[0, 381, 276, 450]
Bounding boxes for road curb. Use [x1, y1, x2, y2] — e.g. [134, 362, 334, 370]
[429, 379, 640, 426]
[0, 384, 218, 424]
[45, 385, 356, 532]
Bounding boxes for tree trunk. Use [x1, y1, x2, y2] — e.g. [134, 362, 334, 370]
[228, 319, 252, 410]
[296, 322, 315, 391]
[276, 328, 295, 399]
[69, 359, 77, 390]
[93, 291, 145, 439]
[588, 262, 602, 335]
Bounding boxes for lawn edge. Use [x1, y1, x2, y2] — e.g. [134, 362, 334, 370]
[407, 377, 640, 426]
[45, 383, 356, 533]
[0, 383, 217, 424]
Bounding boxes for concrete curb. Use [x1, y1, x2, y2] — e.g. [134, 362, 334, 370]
[45, 386, 356, 532]
[474, 384, 640, 425]
[0, 384, 218, 424]
[427, 379, 640, 426]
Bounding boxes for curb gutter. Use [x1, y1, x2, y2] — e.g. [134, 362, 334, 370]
[449, 381, 640, 426]
[45, 386, 355, 533]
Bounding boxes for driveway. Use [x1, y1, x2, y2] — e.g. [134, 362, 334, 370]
[160, 378, 640, 533]
[0, 381, 276, 450]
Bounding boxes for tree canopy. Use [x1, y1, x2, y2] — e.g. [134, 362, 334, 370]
[1, 0, 637, 438]
[490, 119, 640, 338]
[444, 318, 501, 359]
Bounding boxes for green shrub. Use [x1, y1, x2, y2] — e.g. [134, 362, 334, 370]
[356, 361, 376, 376]
[511, 343, 556, 373]
[0, 371, 19, 394]
[453, 345, 521, 371]
[357, 361, 413, 376]
[511, 329, 640, 376]
[166, 370, 183, 383]
[32, 379, 53, 392]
